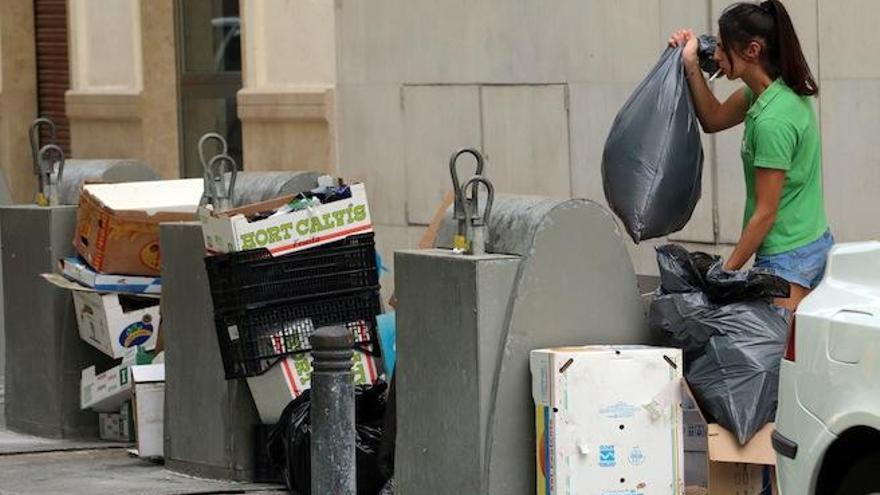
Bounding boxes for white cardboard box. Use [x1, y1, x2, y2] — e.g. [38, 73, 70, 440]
[81, 364, 133, 412]
[246, 350, 381, 424]
[530, 345, 684, 495]
[131, 364, 165, 459]
[72, 291, 159, 359]
[62, 256, 161, 295]
[200, 183, 373, 256]
[99, 402, 132, 442]
[42, 273, 160, 359]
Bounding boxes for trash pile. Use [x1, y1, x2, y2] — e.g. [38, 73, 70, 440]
[649, 244, 790, 444]
[40, 178, 204, 458]
[196, 133, 394, 492]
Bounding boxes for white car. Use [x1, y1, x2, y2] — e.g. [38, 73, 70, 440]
[774, 242, 880, 495]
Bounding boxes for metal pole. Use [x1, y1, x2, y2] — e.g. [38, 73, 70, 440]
[310, 325, 356, 495]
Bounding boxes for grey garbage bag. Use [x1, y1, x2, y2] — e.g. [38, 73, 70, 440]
[602, 46, 704, 243]
[649, 244, 790, 444]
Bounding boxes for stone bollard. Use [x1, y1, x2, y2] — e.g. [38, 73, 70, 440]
[310, 325, 356, 494]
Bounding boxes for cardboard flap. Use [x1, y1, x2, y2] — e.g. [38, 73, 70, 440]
[209, 194, 296, 219]
[82, 179, 203, 217]
[707, 423, 776, 465]
[42, 272, 96, 292]
[131, 364, 165, 383]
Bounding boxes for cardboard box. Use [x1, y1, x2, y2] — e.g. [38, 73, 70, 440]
[682, 383, 777, 495]
[131, 364, 164, 459]
[200, 183, 373, 257]
[42, 272, 160, 359]
[61, 256, 161, 295]
[246, 349, 381, 424]
[530, 345, 685, 495]
[81, 347, 153, 412]
[75, 179, 203, 276]
[99, 402, 133, 442]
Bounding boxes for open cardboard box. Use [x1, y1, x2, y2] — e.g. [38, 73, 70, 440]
[42, 273, 159, 359]
[199, 183, 373, 257]
[75, 179, 204, 276]
[683, 382, 777, 495]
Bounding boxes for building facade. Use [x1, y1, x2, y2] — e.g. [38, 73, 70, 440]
[0, 0, 876, 291]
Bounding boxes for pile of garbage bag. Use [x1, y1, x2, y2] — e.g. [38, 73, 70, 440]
[649, 244, 790, 444]
[267, 382, 391, 494]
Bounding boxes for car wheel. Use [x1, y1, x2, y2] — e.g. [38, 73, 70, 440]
[835, 452, 880, 495]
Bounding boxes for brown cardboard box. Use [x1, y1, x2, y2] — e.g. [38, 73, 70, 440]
[683, 382, 778, 494]
[75, 180, 203, 276]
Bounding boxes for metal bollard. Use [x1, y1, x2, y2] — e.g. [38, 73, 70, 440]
[310, 325, 356, 495]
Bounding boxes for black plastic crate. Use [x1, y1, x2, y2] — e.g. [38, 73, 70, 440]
[215, 288, 382, 379]
[205, 233, 379, 313]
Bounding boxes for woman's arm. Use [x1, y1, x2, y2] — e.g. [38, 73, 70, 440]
[669, 29, 749, 133]
[723, 168, 786, 271]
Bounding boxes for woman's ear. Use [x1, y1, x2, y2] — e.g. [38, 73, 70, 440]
[744, 40, 764, 61]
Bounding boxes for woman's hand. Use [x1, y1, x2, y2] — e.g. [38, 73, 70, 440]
[668, 29, 699, 70]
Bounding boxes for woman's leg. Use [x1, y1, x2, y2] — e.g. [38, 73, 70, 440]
[774, 283, 812, 312]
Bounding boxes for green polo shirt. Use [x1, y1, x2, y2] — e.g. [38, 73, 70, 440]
[742, 79, 828, 255]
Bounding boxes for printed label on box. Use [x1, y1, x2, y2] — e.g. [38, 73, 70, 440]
[600, 401, 637, 419]
[629, 446, 646, 466]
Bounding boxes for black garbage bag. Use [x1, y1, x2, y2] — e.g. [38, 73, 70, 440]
[267, 382, 390, 495]
[602, 46, 704, 243]
[649, 245, 790, 444]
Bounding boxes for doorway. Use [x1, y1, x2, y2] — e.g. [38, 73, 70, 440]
[175, 0, 243, 178]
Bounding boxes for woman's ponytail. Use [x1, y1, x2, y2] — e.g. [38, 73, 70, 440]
[761, 0, 818, 96]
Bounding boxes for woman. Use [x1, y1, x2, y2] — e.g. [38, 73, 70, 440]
[669, 0, 831, 311]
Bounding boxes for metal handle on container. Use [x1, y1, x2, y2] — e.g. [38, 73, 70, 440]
[206, 153, 238, 211]
[37, 144, 65, 206]
[198, 132, 229, 174]
[463, 175, 494, 255]
[29, 118, 58, 179]
[449, 148, 485, 251]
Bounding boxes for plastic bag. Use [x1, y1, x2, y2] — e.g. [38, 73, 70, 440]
[649, 245, 790, 444]
[267, 382, 390, 495]
[602, 46, 704, 243]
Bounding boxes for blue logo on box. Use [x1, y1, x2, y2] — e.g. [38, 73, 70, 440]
[599, 445, 616, 467]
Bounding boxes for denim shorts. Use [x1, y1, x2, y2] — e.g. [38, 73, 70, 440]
[754, 230, 834, 289]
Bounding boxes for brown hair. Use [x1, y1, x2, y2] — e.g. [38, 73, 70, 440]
[719, 0, 818, 96]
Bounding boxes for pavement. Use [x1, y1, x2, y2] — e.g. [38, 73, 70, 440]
[0, 377, 288, 495]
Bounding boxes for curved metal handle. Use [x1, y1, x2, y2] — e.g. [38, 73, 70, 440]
[198, 133, 229, 174]
[449, 148, 485, 220]
[207, 153, 238, 205]
[38, 144, 65, 185]
[29, 118, 58, 174]
[463, 175, 494, 227]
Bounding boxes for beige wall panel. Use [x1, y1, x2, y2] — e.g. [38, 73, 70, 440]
[69, 0, 142, 91]
[820, 79, 880, 242]
[337, 0, 663, 85]
[140, 0, 178, 178]
[335, 84, 407, 226]
[242, 119, 330, 174]
[243, 0, 336, 88]
[402, 85, 481, 225]
[0, 0, 38, 203]
[70, 120, 143, 159]
[710, 79, 748, 244]
[818, 0, 880, 79]
[480, 85, 571, 198]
